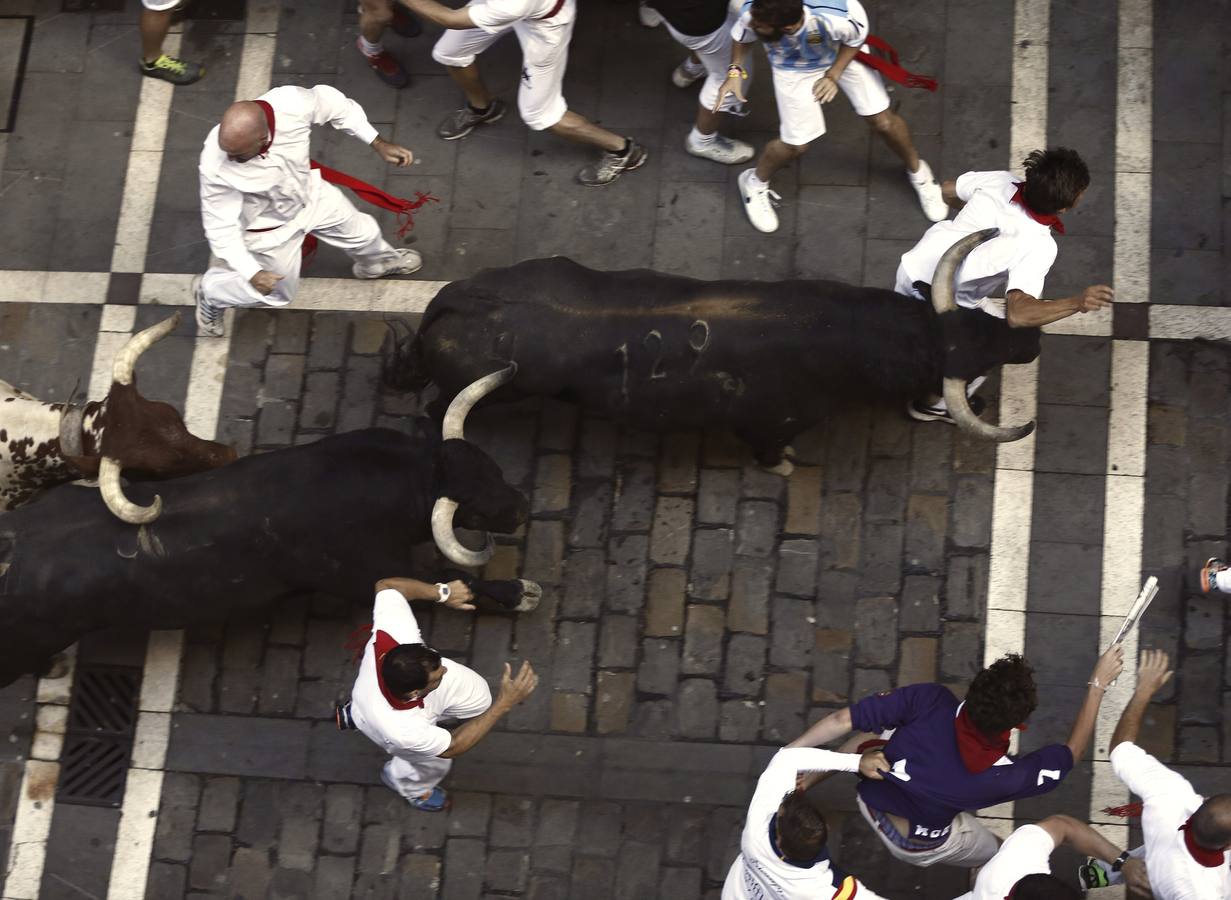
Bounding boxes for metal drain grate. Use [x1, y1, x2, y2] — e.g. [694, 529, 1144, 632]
[58, 665, 141, 807]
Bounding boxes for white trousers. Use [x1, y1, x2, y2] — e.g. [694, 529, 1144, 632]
[663, 10, 750, 114]
[201, 180, 401, 311]
[383, 754, 454, 798]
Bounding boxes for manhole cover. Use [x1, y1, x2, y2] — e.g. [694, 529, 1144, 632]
[58, 665, 141, 808]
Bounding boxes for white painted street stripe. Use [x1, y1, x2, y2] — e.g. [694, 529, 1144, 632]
[111, 33, 181, 274]
[3, 762, 60, 900]
[107, 4, 281, 896]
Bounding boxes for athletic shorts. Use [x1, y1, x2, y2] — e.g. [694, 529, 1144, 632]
[432, 17, 573, 131]
[771, 49, 890, 146]
[663, 9, 749, 114]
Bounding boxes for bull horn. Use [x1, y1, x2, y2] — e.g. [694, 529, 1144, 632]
[442, 364, 517, 440]
[942, 378, 1036, 442]
[99, 457, 163, 524]
[430, 497, 495, 567]
[930, 228, 1000, 315]
[112, 313, 182, 386]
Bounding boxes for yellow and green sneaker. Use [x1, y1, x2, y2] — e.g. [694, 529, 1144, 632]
[140, 53, 204, 86]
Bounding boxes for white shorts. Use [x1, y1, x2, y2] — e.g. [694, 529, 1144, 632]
[894, 262, 1008, 319]
[856, 795, 1000, 868]
[141, 0, 182, 10]
[771, 51, 890, 146]
[432, 18, 573, 131]
[663, 10, 750, 114]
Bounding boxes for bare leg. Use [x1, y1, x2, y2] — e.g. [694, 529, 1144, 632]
[446, 63, 492, 109]
[358, 0, 393, 43]
[694, 104, 721, 137]
[866, 109, 920, 173]
[139, 8, 173, 63]
[548, 110, 625, 153]
[754, 138, 808, 183]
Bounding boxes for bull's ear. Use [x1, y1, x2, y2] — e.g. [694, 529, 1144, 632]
[64, 454, 100, 477]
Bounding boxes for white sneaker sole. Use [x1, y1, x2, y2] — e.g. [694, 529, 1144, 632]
[686, 138, 755, 166]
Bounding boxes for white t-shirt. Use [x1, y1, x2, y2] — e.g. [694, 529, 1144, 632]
[349, 589, 491, 761]
[722, 748, 889, 900]
[731, 0, 868, 72]
[198, 84, 380, 281]
[468, 0, 576, 34]
[1111, 742, 1231, 900]
[951, 823, 1054, 900]
[897, 170, 1059, 310]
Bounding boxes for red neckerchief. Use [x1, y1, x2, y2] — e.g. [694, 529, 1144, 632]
[954, 705, 1012, 773]
[253, 99, 275, 157]
[1011, 183, 1066, 234]
[1179, 815, 1228, 868]
[373, 630, 424, 710]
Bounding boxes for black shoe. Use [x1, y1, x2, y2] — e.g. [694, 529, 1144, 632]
[390, 5, 423, 37]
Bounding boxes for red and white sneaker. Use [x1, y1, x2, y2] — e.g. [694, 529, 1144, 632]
[357, 38, 409, 89]
[1200, 558, 1228, 594]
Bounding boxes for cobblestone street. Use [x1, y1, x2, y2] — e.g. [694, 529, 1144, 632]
[0, 0, 1228, 898]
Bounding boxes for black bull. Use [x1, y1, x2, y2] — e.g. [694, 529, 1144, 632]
[0, 427, 531, 687]
[390, 233, 1043, 468]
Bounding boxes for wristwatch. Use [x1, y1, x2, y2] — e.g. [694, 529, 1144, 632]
[1111, 850, 1131, 872]
[435, 583, 450, 604]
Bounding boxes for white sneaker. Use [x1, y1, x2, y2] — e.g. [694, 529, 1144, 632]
[192, 275, 225, 338]
[671, 58, 705, 88]
[686, 133, 755, 165]
[737, 168, 780, 233]
[909, 159, 948, 222]
[354, 248, 423, 279]
[637, 2, 662, 26]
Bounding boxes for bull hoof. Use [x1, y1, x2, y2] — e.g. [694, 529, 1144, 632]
[763, 458, 794, 478]
[513, 579, 542, 613]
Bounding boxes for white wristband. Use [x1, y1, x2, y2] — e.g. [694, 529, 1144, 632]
[436, 582, 450, 604]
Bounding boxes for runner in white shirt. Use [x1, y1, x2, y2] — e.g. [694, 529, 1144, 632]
[400, 0, 649, 186]
[896, 147, 1114, 425]
[713, 0, 946, 233]
[722, 744, 893, 900]
[194, 85, 422, 338]
[952, 817, 1150, 900]
[341, 577, 539, 811]
[1107, 650, 1231, 900]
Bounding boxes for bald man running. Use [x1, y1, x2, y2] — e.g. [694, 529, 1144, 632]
[194, 85, 421, 337]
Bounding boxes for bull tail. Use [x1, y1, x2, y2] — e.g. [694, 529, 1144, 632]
[381, 319, 431, 393]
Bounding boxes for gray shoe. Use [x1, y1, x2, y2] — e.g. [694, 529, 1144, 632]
[576, 140, 648, 187]
[192, 276, 224, 338]
[354, 248, 423, 279]
[437, 98, 507, 141]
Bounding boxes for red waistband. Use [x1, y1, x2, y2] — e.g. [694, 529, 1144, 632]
[542, 0, 565, 18]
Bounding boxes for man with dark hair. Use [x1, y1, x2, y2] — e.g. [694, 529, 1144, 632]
[896, 147, 1113, 425]
[722, 738, 892, 898]
[649, 0, 755, 165]
[344, 577, 538, 811]
[1107, 649, 1231, 898]
[952, 815, 1150, 899]
[790, 647, 1123, 868]
[714, 0, 946, 232]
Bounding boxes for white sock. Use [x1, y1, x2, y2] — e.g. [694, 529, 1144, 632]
[358, 35, 383, 58]
[1217, 569, 1231, 593]
[909, 158, 934, 185]
[746, 170, 768, 189]
[689, 126, 716, 146]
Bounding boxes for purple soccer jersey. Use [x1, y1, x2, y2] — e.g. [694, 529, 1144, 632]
[850, 683, 1074, 838]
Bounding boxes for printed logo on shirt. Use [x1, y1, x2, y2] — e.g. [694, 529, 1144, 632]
[831, 876, 859, 900]
[1036, 768, 1061, 786]
[807, 31, 822, 43]
[912, 823, 952, 840]
[889, 759, 911, 781]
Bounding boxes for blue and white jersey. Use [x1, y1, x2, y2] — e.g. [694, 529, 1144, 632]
[731, 0, 868, 72]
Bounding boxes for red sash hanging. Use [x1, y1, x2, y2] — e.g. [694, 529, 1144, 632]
[855, 35, 939, 92]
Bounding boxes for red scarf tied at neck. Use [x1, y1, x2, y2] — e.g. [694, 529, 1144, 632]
[1179, 815, 1229, 868]
[954, 706, 1016, 773]
[1011, 183, 1066, 234]
[373, 629, 425, 711]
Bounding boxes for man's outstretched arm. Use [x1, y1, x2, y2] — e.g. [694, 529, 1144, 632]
[786, 707, 853, 748]
[1065, 645, 1124, 761]
[1110, 649, 1173, 752]
[398, 0, 475, 30]
[439, 661, 537, 758]
[1036, 816, 1151, 897]
[1006, 284, 1114, 328]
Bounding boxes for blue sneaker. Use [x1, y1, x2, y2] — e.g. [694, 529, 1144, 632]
[408, 786, 449, 812]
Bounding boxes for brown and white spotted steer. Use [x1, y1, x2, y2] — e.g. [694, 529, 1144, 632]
[0, 313, 236, 522]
